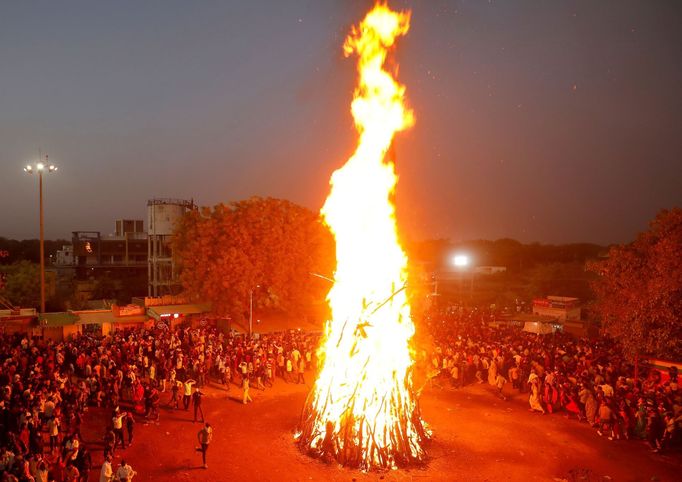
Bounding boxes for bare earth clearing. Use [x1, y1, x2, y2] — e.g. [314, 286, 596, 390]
[80, 380, 681, 482]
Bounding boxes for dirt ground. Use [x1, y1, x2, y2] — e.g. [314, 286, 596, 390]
[80, 379, 681, 482]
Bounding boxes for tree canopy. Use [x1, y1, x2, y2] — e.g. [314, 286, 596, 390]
[0, 238, 69, 264]
[0, 261, 40, 308]
[172, 197, 335, 323]
[589, 208, 682, 360]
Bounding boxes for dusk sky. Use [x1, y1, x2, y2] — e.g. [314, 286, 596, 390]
[1, 0, 680, 245]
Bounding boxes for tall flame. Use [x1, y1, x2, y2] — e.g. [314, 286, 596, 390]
[297, 3, 428, 469]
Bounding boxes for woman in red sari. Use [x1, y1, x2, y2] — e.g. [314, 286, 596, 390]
[561, 384, 582, 420]
[132, 380, 145, 415]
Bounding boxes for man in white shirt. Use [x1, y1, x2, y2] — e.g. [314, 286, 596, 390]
[65, 434, 79, 462]
[115, 459, 137, 481]
[112, 411, 127, 450]
[99, 455, 113, 482]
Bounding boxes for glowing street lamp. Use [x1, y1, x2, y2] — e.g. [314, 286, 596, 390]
[24, 155, 58, 313]
[453, 254, 470, 268]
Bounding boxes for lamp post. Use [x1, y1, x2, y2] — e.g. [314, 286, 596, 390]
[452, 254, 470, 306]
[24, 156, 57, 314]
[249, 284, 260, 336]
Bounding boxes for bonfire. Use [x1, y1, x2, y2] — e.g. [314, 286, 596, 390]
[295, 2, 429, 470]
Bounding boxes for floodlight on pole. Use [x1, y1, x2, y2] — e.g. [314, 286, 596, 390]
[453, 254, 470, 268]
[24, 154, 58, 314]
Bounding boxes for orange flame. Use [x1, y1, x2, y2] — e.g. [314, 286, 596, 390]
[297, 2, 427, 469]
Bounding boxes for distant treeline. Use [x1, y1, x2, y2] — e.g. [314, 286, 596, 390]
[0, 237, 71, 264]
[407, 238, 607, 273]
[0, 236, 608, 270]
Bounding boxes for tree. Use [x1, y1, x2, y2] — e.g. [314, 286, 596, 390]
[0, 261, 40, 308]
[172, 197, 335, 323]
[589, 208, 682, 360]
[525, 262, 595, 301]
[92, 277, 118, 301]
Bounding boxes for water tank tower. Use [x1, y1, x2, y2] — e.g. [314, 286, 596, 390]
[147, 198, 194, 297]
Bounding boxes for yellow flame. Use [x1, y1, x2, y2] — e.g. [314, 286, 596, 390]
[299, 3, 426, 469]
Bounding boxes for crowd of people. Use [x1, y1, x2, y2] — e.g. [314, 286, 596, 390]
[1, 304, 680, 480]
[0, 324, 320, 481]
[423, 306, 681, 453]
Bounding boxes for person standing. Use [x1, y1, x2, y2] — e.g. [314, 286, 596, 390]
[223, 363, 232, 391]
[285, 356, 293, 383]
[277, 352, 285, 380]
[195, 422, 213, 469]
[238, 360, 248, 385]
[115, 459, 137, 481]
[265, 358, 273, 387]
[76, 446, 92, 482]
[255, 365, 265, 390]
[147, 387, 160, 421]
[99, 454, 113, 482]
[296, 358, 306, 385]
[35, 460, 49, 482]
[125, 412, 135, 446]
[169, 380, 181, 410]
[183, 379, 196, 411]
[291, 346, 301, 366]
[64, 434, 80, 464]
[192, 388, 205, 423]
[242, 377, 253, 405]
[495, 373, 507, 401]
[597, 399, 614, 439]
[528, 375, 545, 414]
[197, 364, 206, 388]
[579, 387, 598, 426]
[112, 410, 127, 450]
[219, 359, 228, 390]
[47, 416, 60, 451]
[103, 427, 116, 458]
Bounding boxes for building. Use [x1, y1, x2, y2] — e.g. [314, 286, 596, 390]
[492, 313, 561, 334]
[51, 220, 148, 307]
[0, 307, 38, 335]
[54, 245, 73, 266]
[147, 198, 194, 297]
[51, 199, 194, 305]
[532, 296, 581, 322]
[54, 219, 147, 269]
[532, 296, 586, 336]
[75, 304, 150, 336]
[115, 219, 144, 237]
[474, 266, 507, 275]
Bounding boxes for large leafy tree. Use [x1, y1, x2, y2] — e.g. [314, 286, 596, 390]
[0, 261, 40, 308]
[172, 197, 335, 322]
[589, 208, 682, 360]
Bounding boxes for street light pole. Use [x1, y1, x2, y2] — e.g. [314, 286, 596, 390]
[24, 156, 57, 314]
[39, 168, 45, 314]
[452, 254, 470, 307]
[249, 284, 260, 336]
[249, 288, 253, 336]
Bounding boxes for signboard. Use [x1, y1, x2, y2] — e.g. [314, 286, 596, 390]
[115, 304, 145, 316]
